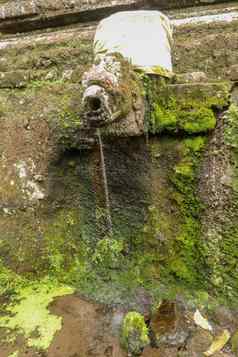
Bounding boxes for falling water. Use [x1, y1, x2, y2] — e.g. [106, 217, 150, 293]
[97, 128, 113, 236]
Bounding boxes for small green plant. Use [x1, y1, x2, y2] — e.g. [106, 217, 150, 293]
[121, 312, 149, 355]
[92, 237, 123, 271]
[0, 259, 25, 297]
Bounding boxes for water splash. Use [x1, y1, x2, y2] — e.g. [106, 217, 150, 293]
[97, 128, 113, 236]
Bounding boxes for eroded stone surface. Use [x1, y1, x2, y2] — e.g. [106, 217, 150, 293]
[0, 2, 238, 357]
[0, 0, 237, 33]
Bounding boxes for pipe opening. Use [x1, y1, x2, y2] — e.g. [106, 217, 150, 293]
[87, 96, 102, 111]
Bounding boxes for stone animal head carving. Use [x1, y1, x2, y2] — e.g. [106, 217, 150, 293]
[81, 10, 173, 136]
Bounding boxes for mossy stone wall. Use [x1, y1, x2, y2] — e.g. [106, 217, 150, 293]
[0, 35, 237, 323]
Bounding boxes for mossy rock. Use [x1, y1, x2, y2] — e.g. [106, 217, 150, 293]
[121, 311, 149, 356]
[148, 81, 231, 135]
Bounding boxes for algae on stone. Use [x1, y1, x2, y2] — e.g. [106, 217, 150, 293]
[0, 279, 74, 351]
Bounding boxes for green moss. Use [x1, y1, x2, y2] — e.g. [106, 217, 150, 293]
[92, 237, 124, 272]
[191, 104, 238, 303]
[0, 279, 74, 351]
[160, 136, 207, 284]
[148, 79, 230, 135]
[42, 210, 83, 277]
[151, 102, 177, 132]
[151, 98, 216, 134]
[183, 136, 206, 152]
[0, 38, 93, 75]
[0, 258, 26, 297]
[121, 311, 149, 355]
[181, 106, 216, 134]
[28, 79, 64, 89]
[174, 161, 194, 179]
[58, 93, 81, 130]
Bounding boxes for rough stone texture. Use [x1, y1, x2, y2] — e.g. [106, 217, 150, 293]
[186, 329, 213, 356]
[142, 346, 178, 356]
[150, 300, 191, 348]
[228, 64, 238, 81]
[81, 53, 145, 138]
[0, 2, 237, 81]
[0, 294, 127, 357]
[0, 0, 236, 33]
[0, 2, 238, 357]
[173, 14, 238, 80]
[174, 72, 208, 84]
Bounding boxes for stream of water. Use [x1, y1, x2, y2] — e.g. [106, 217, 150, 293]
[97, 128, 113, 237]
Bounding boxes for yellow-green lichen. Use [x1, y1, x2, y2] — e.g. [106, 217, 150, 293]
[0, 279, 74, 351]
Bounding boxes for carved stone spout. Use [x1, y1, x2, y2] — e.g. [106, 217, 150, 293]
[81, 10, 173, 138]
[81, 52, 145, 136]
[83, 84, 112, 127]
[82, 53, 124, 129]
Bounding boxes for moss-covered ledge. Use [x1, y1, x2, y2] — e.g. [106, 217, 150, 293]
[148, 81, 231, 135]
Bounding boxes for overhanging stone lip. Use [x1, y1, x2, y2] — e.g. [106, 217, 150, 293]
[0, 1, 142, 34]
[0, 0, 237, 34]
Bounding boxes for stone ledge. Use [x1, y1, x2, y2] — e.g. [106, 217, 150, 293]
[0, 0, 237, 34]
